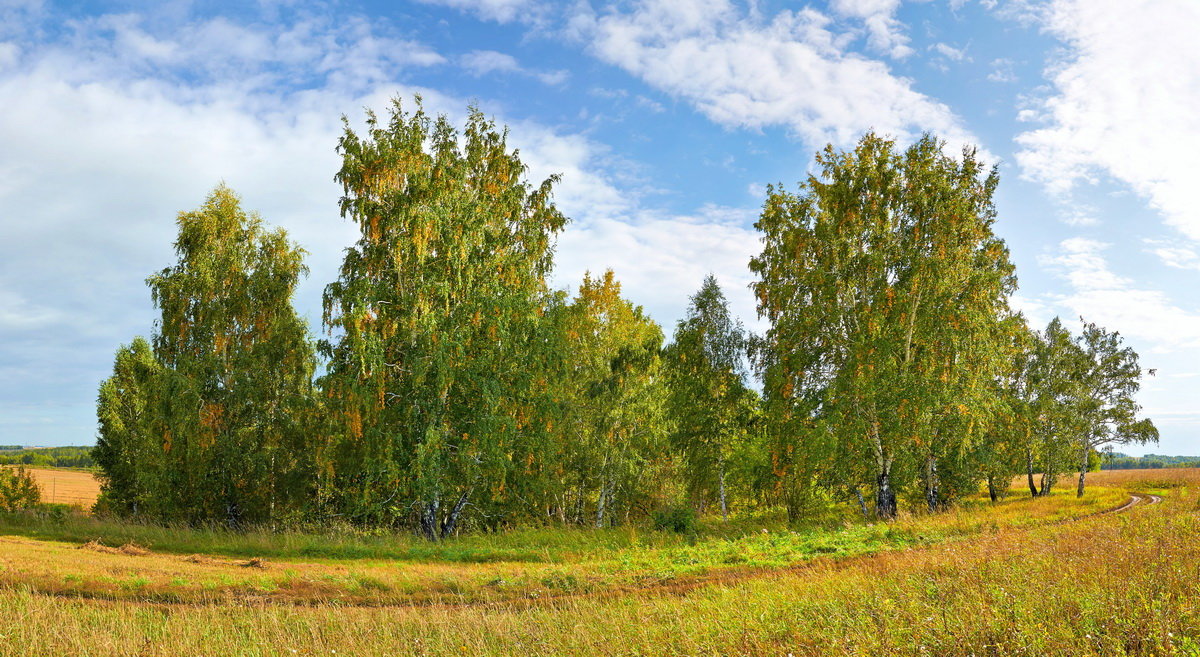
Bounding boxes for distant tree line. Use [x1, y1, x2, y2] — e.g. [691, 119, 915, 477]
[0, 446, 96, 469]
[1103, 453, 1200, 470]
[93, 98, 1158, 534]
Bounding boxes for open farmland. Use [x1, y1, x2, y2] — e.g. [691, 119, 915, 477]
[17, 467, 100, 508]
[0, 469, 1194, 655]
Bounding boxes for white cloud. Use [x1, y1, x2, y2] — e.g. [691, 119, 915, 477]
[0, 15, 421, 444]
[1038, 238, 1200, 352]
[417, 0, 538, 24]
[1016, 0, 1200, 240]
[0, 289, 64, 331]
[460, 49, 568, 85]
[830, 0, 913, 58]
[505, 119, 763, 333]
[1033, 237, 1200, 448]
[0, 3, 769, 444]
[540, 69, 571, 85]
[930, 42, 968, 62]
[0, 42, 20, 69]
[554, 205, 764, 336]
[1009, 293, 1050, 329]
[461, 49, 521, 75]
[1145, 240, 1200, 271]
[577, 0, 977, 151]
[987, 57, 1015, 83]
[1060, 204, 1098, 227]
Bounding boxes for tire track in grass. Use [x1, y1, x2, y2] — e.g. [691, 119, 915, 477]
[2, 488, 1164, 611]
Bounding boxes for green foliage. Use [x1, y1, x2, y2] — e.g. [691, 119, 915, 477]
[1010, 318, 1158, 496]
[750, 132, 1017, 519]
[96, 185, 316, 526]
[319, 98, 567, 537]
[1103, 453, 1200, 470]
[94, 338, 162, 515]
[664, 275, 758, 519]
[86, 108, 1158, 534]
[546, 270, 670, 528]
[652, 506, 699, 535]
[0, 467, 41, 512]
[1072, 320, 1158, 493]
[0, 446, 95, 468]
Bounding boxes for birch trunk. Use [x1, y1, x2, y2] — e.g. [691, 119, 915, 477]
[1076, 445, 1090, 498]
[440, 489, 471, 539]
[718, 459, 728, 521]
[924, 454, 939, 512]
[1026, 449, 1038, 497]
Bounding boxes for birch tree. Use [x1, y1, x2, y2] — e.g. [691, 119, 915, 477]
[664, 275, 754, 519]
[750, 133, 1016, 519]
[145, 185, 316, 525]
[1027, 318, 1087, 496]
[94, 337, 163, 516]
[551, 270, 667, 527]
[320, 98, 567, 538]
[1073, 320, 1158, 496]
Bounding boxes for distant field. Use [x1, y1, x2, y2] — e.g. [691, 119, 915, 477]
[14, 467, 100, 508]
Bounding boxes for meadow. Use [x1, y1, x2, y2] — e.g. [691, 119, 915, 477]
[0, 469, 1195, 655]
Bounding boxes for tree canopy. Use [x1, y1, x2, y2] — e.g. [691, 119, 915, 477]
[93, 102, 1158, 535]
[750, 133, 1019, 518]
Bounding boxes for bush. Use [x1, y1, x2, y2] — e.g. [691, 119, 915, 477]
[653, 505, 699, 535]
[0, 467, 41, 512]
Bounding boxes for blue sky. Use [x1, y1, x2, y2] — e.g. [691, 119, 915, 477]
[2, 0, 1198, 455]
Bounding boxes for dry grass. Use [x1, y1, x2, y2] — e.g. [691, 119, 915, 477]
[0, 470, 1194, 655]
[16, 467, 100, 508]
[0, 485, 1125, 608]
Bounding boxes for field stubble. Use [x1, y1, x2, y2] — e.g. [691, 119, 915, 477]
[5, 467, 100, 507]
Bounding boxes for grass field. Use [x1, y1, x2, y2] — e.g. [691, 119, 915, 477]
[7, 467, 100, 507]
[27, 467, 100, 507]
[0, 469, 1194, 655]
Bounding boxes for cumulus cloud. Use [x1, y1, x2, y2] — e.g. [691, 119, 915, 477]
[1038, 239, 1200, 352]
[829, 0, 913, 58]
[554, 206, 763, 335]
[1035, 237, 1200, 444]
[0, 3, 767, 445]
[1016, 0, 1200, 240]
[0, 8, 447, 444]
[576, 0, 978, 151]
[504, 118, 763, 333]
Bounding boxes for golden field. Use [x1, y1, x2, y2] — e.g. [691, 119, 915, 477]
[13, 467, 100, 508]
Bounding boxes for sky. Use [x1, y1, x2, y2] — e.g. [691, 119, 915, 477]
[1, 0, 1197, 455]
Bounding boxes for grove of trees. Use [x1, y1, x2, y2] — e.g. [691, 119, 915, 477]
[93, 98, 1158, 534]
[0, 447, 96, 469]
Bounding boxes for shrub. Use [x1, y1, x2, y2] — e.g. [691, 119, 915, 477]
[0, 467, 41, 512]
[653, 505, 699, 535]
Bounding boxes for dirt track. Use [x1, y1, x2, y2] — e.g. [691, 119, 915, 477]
[1112, 493, 1162, 513]
[7, 489, 1163, 612]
